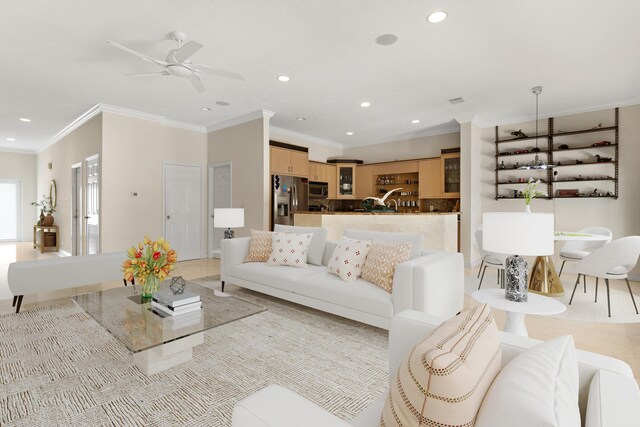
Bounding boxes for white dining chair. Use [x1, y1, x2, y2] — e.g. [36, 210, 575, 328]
[558, 227, 612, 277]
[568, 236, 640, 317]
[476, 229, 507, 290]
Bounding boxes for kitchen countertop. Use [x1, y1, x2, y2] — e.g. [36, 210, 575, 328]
[294, 211, 459, 215]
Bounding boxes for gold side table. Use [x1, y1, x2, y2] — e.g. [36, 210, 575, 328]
[33, 225, 59, 253]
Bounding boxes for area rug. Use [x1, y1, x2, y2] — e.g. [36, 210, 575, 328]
[465, 271, 640, 324]
[0, 276, 389, 426]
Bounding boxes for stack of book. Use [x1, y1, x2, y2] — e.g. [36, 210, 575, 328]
[151, 288, 201, 317]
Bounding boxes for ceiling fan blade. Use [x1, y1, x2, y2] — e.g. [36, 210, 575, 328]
[169, 41, 203, 62]
[125, 71, 170, 77]
[189, 74, 205, 93]
[191, 64, 246, 81]
[107, 40, 167, 66]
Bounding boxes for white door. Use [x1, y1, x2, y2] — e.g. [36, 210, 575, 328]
[85, 155, 100, 254]
[165, 163, 202, 261]
[71, 164, 82, 255]
[208, 163, 231, 257]
[0, 180, 21, 242]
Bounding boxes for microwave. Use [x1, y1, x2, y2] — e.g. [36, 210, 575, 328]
[309, 181, 329, 199]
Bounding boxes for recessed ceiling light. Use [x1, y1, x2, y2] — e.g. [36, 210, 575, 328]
[427, 11, 447, 23]
[277, 75, 290, 82]
[411, 119, 420, 124]
[19, 118, 31, 122]
[360, 102, 371, 107]
[6, 138, 16, 141]
[297, 117, 306, 121]
[375, 34, 398, 46]
[346, 132, 354, 136]
[200, 107, 212, 111]
[216, 101, 230, 106]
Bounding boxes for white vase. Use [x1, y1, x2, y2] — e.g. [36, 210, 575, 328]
[524, 204, 531, 213]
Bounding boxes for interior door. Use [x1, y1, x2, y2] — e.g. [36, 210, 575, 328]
[209, 163, 231, 257]
[85, 155, 99, 254]
[0, 180, 20, 242]
[71, 165, 83, 255]
[165, 163, 202, 261]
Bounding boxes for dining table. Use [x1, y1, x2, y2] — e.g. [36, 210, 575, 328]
[528, 231, 611, 296]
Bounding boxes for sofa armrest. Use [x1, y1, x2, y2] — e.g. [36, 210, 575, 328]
[221, 237, 251, 276]
[586, 370, 640, 427]
[232, 385, 351, 427]
[392, 252, 464, 319]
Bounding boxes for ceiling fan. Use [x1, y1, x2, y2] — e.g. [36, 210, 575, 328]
[107, 31, 245, 93]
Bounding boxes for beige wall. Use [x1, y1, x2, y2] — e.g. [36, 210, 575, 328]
[269, 130, 343, 162]
[101, 113, 208, 253]
[343, 132, 460, 163]
[208, 118, 268, 236]
[37, 115, 102, 254]
[0, 152, 37, 241]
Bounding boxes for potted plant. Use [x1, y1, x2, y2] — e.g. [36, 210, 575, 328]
[31, 194, 56, 226]
[522, 178, 544, 212]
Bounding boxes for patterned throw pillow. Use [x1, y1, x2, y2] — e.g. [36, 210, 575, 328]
[244, 229, 273, 263]
[266, 232, 313, 268]
[360, 240, 411, 292]
[380, 304, 501, 427]
[327, 237, 372, 282]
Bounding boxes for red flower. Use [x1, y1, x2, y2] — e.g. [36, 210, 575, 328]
[153, 251, 160, 260]
[135, 251, 142, 258]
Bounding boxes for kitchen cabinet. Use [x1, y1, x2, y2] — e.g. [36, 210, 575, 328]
[356, 165, 374, 198]
[336, 163, 357, 199]
[419, 158, 442, 198]
[309, 161, 327, 182]
[372, 160, 418, 176]
[326, 164, 337, 198]
[441, 153, 460, 198]
[270, 146, 309, 177]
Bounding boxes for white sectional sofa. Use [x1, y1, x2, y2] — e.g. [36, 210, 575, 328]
[232, 310, 640, 427]
[220, 228, 464, 329]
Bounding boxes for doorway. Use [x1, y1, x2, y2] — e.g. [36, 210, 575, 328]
[85, 155, 100, 254]
[0, 180, 21, 242]
[164, 163, 203, 261]
[208, 163, 232, 258]
[71, 163, 83, 255]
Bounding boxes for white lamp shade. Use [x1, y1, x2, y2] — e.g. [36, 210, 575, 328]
[214, 208, 244, 228]
[483, 212, 554, 256]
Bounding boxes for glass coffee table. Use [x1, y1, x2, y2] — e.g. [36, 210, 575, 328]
[73, 280, 266, 375]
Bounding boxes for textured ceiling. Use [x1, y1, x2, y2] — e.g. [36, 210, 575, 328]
[2, 0, 639, 152]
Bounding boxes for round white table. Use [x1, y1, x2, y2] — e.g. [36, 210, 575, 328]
[472, 289, 566, 337]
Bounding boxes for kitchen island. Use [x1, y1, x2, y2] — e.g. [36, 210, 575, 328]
[293, 212, 459, 253]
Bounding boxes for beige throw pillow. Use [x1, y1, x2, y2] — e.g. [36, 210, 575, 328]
[361, 240, 411, 292]
[244, 229, 273, 263]
[380, 304, 501, 427]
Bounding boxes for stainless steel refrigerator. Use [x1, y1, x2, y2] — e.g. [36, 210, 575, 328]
[272, 175, 308, 229]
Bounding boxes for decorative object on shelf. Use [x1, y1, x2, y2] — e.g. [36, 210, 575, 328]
[591, 141, 611, 147]
[514, 149, 530, 154]
[513, 162, 520, 169]
[559, 144, 569, 150]
[553, 171, 559, 181]
[592, 122, 603, 129]
[510, 129, 528, 138]
[523, 179, 544, 211]
[519, 86, 555, 170]
[531, 147, 541, 153]
[575, 160, 583, 164]
[214, 208, 245, 239]
[557, 189, 579, 197]
[483, 212, 554, 302]
[31, 193, 56, 226]
[595, 155, 612, 163]
[169, 276, 186, 294]
[123, 236, 177, 300]
[363, 188, 402, 211]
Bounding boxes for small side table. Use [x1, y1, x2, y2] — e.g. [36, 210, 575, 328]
[472, 289, 566, 337]
[33, 225, 59, 253]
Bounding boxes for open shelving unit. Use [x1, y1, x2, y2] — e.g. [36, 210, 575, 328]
[494, 108, 619, 200]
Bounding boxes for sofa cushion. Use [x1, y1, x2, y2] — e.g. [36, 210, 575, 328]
[231, 262, 326, 293]
[293, 271, 392, 317]
[380, 304, 501, 427]
[267, 232, 313, 268]
[245, 229, 273, 263]
[274, 225, 328, 266]
[327, 237, 371, 282]
[475, 335, 580, 427]
[361, 240, 411, 292]
[343, 229, 422, 259]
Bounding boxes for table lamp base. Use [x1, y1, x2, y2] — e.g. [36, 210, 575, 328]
[224, 228, 234, 239]
[505, 255, 528, 302]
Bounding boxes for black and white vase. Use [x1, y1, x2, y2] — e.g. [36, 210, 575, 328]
[505, 255, 528, 302]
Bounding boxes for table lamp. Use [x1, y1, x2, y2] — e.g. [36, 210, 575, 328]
[482, 212, 554, 302]
[214, 208, 244, 239]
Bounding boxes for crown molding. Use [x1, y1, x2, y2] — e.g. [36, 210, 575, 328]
[269, 126, 343, 148]
[37, 104, 103, 153]
[99, 104, 207, 133]
[206, 110, 275, 133]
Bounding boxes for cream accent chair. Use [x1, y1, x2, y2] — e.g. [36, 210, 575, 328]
[232, 310, 640, 427]
[558, 227, 612, 277]
[475, 229, 507, 290]
[569, 236, 640, 318]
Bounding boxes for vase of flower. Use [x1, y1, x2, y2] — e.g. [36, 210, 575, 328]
[122, 235, 178, 301]
[141, 275, 159, 300]
[523, 178, 544, 212]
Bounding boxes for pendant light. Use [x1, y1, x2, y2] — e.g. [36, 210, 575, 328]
[519, 86, 555, 170]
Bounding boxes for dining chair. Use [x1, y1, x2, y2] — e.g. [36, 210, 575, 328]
[475, 229, 507, 290]
[558, 227, 612, 277]
[568, 236, 640, 317]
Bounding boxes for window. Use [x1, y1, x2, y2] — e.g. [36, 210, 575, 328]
[0, 180, 21, 241]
